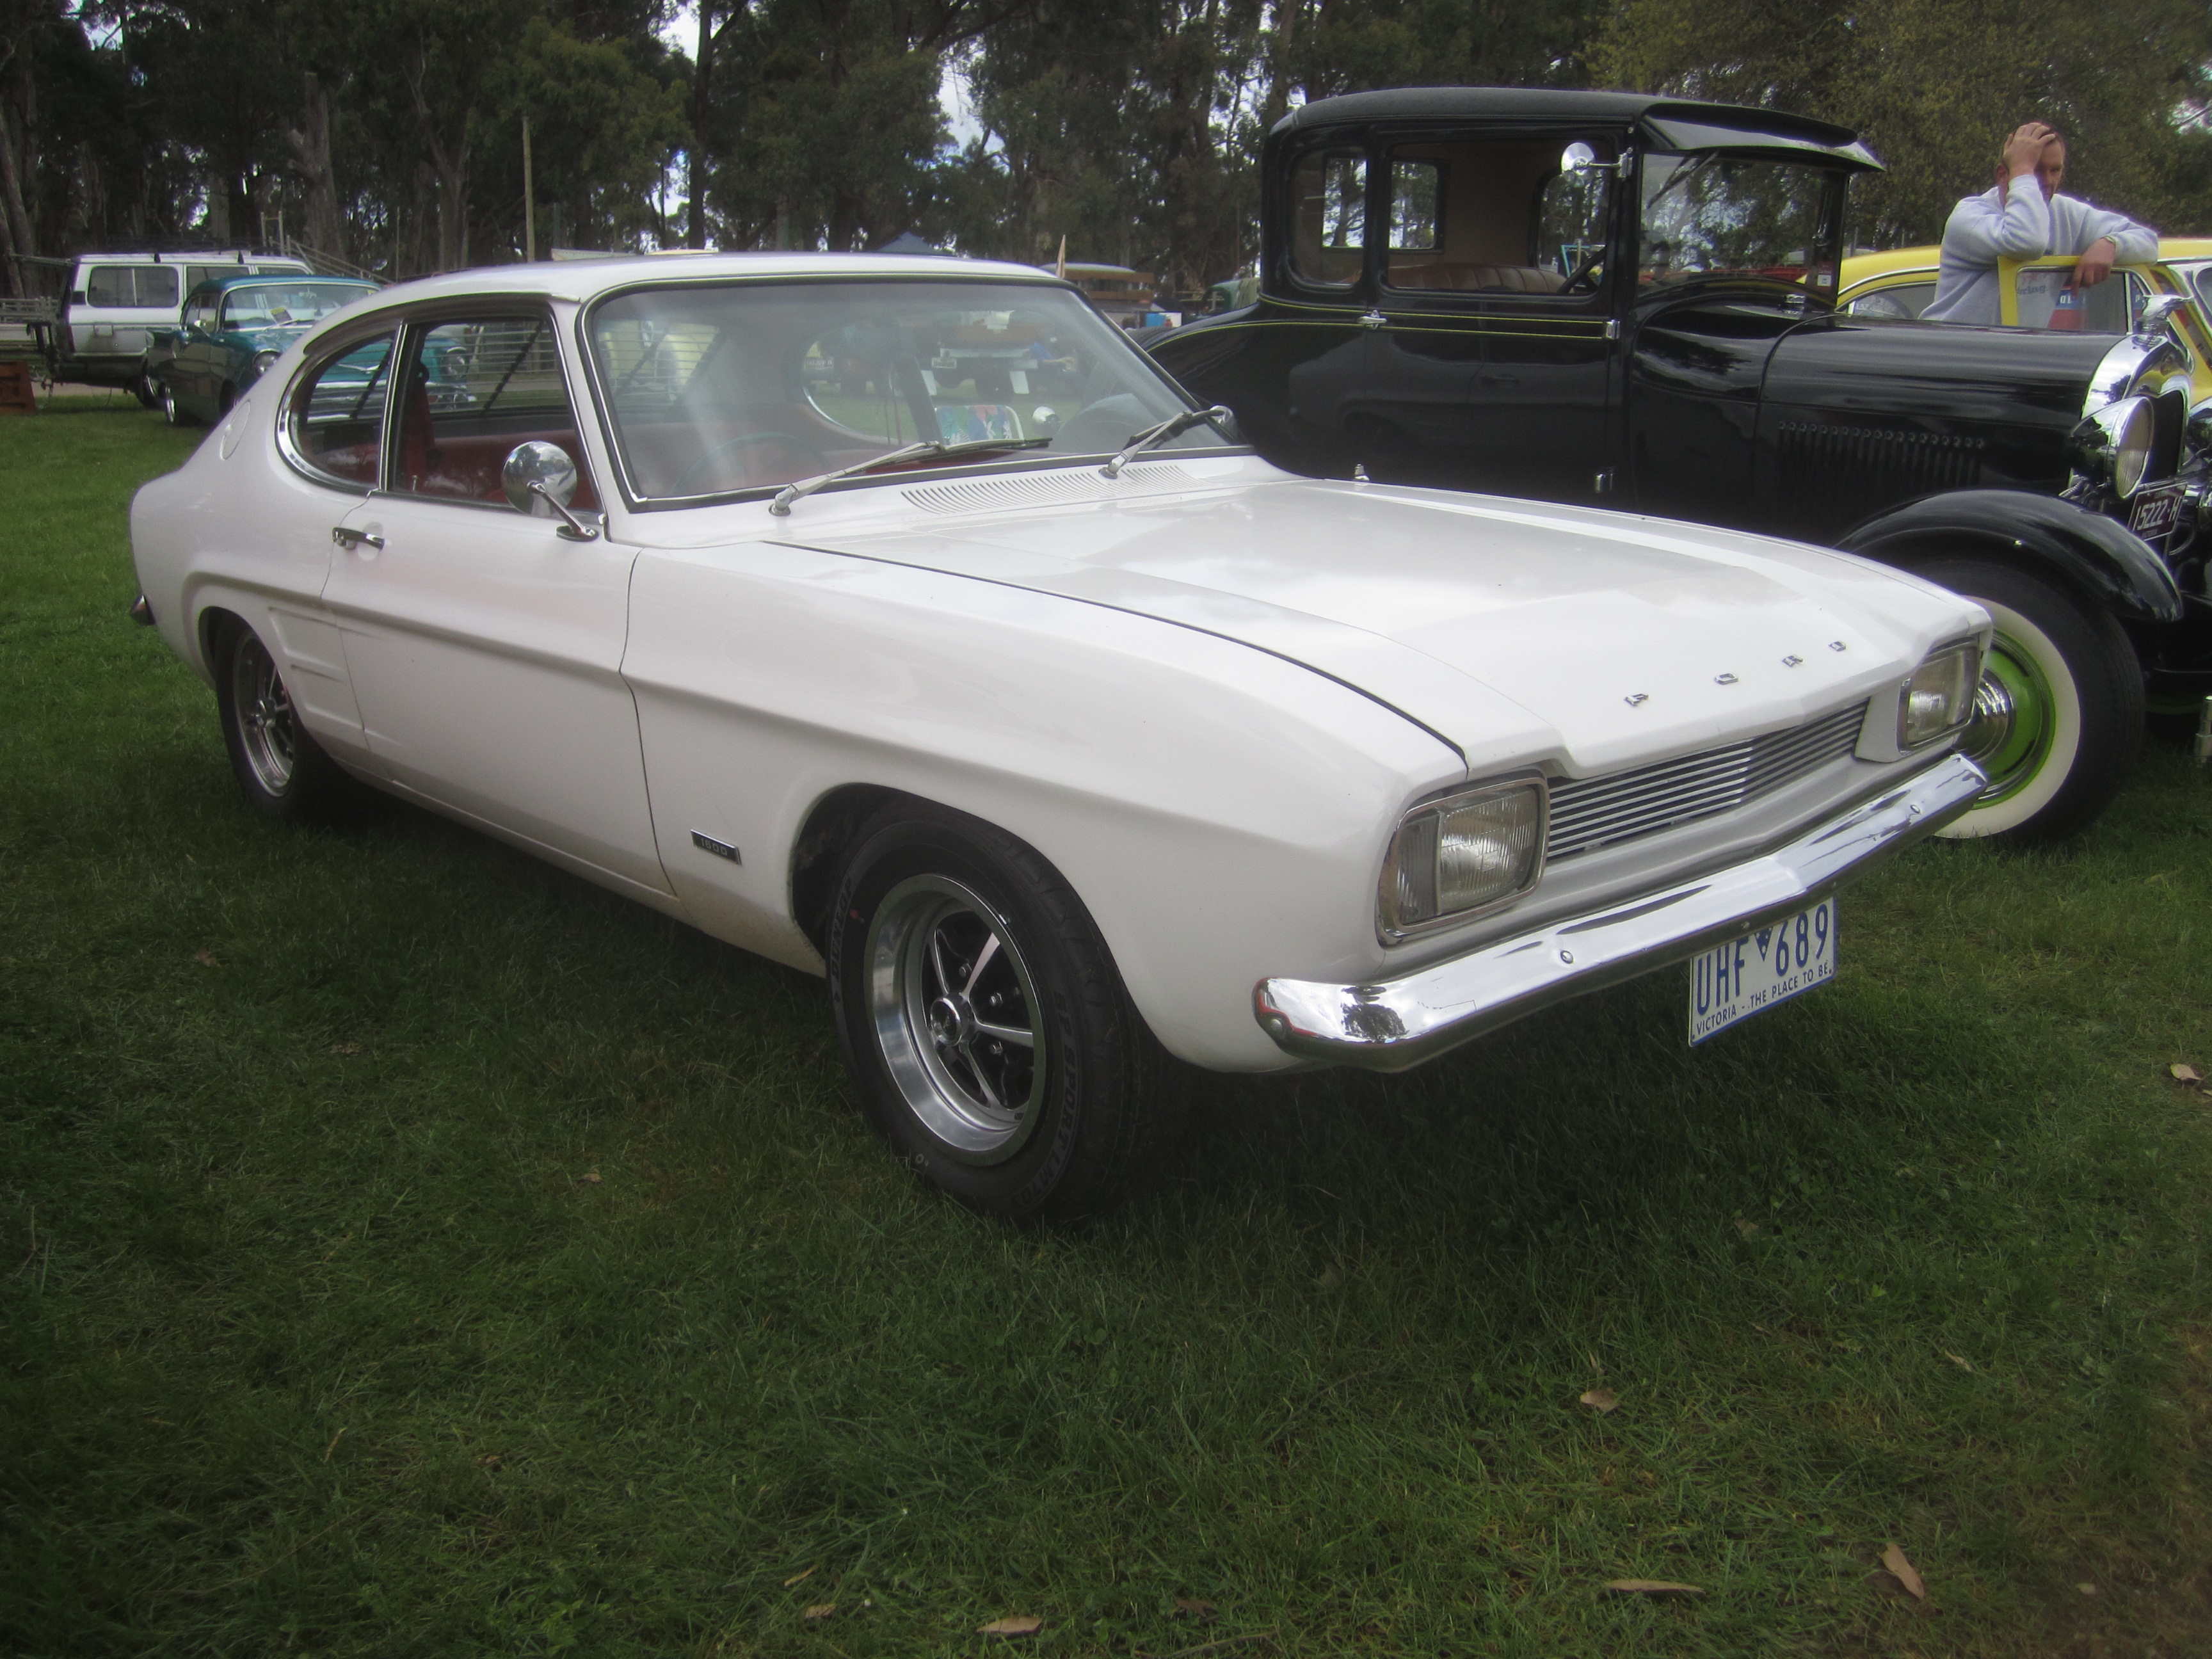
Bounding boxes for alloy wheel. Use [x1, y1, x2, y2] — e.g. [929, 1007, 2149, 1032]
[865, 874, 1046, 1164]
[229, 632, 297, 797]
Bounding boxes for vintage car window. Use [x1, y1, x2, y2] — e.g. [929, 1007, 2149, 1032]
[588, 280, 1230, 501]
[286, 332, 396, 488]
[1381, 137, 1611, 295]
[1845, 282, 1936, 319]
[1638, 154, 1839, 288]
[218, 282, 373, 331]
[184, 291, 219, 331]
[1290, 150, 1366, 287]
[2010, 267, 2143, 333]
[392, 315, 598, 509]
[1388, 161, 1440, 251]
[86, 264, 180, 309]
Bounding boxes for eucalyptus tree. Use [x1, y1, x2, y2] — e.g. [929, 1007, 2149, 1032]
[1592, 0, 2212, 245]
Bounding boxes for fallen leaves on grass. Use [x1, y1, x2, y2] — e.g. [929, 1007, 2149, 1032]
[1579, 1388, 1619, 1414]
[1603, 1579, 1704, 1596]
[2171, 1063, 2202, 1086]
[1315, 1262, 1343, 1291]
[2076, 1582, 2099, 1597]
[783, 1566, 816, 1587]
[979, 1615, 1043, 1636]
[579, 1172, 603, 1185]
[329, 1041, 361, 1055]
[192, 949, 218, 966]
[802, 1603, 834, 1622]
[1735, 1218, 1759, 1237]
[1880, 1542, 1927, 1601]
[1944, 1352, 1975, 1373]
[1174, 1598, 1218, 1619]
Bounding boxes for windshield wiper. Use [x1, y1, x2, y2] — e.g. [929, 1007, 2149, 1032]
[1100, 406, 1231, 478]
[769, 437, 1051, 515]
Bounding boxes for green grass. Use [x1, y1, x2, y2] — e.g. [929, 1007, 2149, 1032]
[3, 399, 2210, 1657]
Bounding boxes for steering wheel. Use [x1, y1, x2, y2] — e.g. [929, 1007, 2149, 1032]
[675, 430, 833, 494]
[1559, 254, 1607, 296]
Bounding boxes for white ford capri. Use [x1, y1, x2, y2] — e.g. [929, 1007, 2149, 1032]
[131, 252, 1990, 1217]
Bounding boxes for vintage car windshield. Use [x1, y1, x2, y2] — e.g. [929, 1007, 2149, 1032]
[219, 282, 374, 330]
[587, 279, 1229, 501]
[1639, 154, 1839, 289]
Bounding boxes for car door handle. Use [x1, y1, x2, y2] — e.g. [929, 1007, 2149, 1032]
[331, 526, 384, 551]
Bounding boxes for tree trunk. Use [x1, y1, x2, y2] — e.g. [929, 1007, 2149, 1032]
[0, 72, 36, 297]
[205, 168, 231, 243]
[403, 46, 471, 271]
[285, 73, 346, 260]
[687, 1, 714, 247]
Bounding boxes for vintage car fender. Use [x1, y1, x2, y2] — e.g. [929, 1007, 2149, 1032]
[1833, 489, 2184, 625]
[618, 529, 1475, 1074]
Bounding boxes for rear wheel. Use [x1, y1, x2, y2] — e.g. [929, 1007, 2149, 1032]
[211, 617, 360, 822]
[1913, 559, 2142, 842]
[825, 801, 1187, 1220]
[161, 382, 195, 427]
[134, 366, 161, 409]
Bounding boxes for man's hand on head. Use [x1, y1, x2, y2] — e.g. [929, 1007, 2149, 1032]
[2073, 237, 2118, 287]
[2004, 122, 2057, 178]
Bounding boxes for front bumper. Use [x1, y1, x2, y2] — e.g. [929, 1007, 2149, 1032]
[1255, 751, 1986, 1071]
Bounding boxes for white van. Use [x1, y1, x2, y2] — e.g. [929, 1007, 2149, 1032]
[57, 250, 312, 401]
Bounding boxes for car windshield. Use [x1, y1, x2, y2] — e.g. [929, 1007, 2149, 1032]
[220, 283, 374, 330]
[586, 279, 1230, 501]
[1639, 155, 1841, 291]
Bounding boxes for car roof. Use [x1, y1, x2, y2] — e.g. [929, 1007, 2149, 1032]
[186, 273, 380, 304]
[330, 251, 1076, 312]
[1274, 86, 1879, 170]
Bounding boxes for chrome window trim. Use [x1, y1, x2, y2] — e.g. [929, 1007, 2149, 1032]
[275, 320, 405, 497]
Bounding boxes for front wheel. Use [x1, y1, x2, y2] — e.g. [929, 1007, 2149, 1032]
[134, 367, 161, 409]
[1912, 559, 2143, 842]
[211, 617, 361, 822]
[825, 801, 1188, 1221]
[161, 382, 195, 427]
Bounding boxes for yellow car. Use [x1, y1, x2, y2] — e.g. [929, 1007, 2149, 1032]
[1838, 239, 2212, 401]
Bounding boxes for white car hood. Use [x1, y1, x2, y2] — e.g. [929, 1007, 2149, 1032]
[759, 469, 1976, 777]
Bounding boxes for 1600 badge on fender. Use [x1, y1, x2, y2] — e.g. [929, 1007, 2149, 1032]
[130, 251, 1989, 1217]
[1690, 899, 1836, 1045]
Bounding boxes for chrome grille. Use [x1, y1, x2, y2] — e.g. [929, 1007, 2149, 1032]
[1546, 701, 1869, 862]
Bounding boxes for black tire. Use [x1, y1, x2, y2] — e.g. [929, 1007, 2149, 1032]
[1911, 558, 2143, 843]
[825, 800, 1189, 1221]
[210, 616, 362, 823]
[161, 382, 195, 427]
[217, 383, 237, 417]
[134, 367, 161, 410]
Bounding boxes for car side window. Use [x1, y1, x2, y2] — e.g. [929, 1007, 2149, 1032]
[1846, 282, 1936, 319]
[2012, 267, 2140, 333]
[1290, 150, 1366, 289]
[287, 332, 396, 488]
[1382, 136, 1612, 296]
[185, 293, 218, 332]
[86, 265, 180, 309]
[392, 314, 598, 511]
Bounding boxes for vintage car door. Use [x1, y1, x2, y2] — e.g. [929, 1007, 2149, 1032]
[1360, 127, 1626, 504]
[173, 287, 221, 405]
[1623, 151, 1850, 531]
[321, 307, 671, 897]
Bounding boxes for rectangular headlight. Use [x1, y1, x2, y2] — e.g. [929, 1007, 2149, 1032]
[1897, 642, 1980, 749]
[1379, 778, 1546, 938]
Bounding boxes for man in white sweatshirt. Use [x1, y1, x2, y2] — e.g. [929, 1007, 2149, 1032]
[1920, 121, 2157, 325]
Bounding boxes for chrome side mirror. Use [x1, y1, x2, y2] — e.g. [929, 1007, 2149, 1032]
[1560, 141, 1624, 177]
[502, 440, 599, 541]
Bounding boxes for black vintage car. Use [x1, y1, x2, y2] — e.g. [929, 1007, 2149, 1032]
[1151, 88, 2210, 842]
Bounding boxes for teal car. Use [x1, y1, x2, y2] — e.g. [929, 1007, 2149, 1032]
[153, 275, 380, 426]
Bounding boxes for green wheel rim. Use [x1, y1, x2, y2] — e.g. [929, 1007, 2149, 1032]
[1962, 631, 2057, 804]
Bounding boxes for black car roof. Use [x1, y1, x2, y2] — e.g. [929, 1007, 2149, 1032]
[1276, 87, 1879, 170]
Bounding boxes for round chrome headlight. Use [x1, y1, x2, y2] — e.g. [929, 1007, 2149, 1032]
[2067, 395, 2156, 499]
[251, 349, 281, 381]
